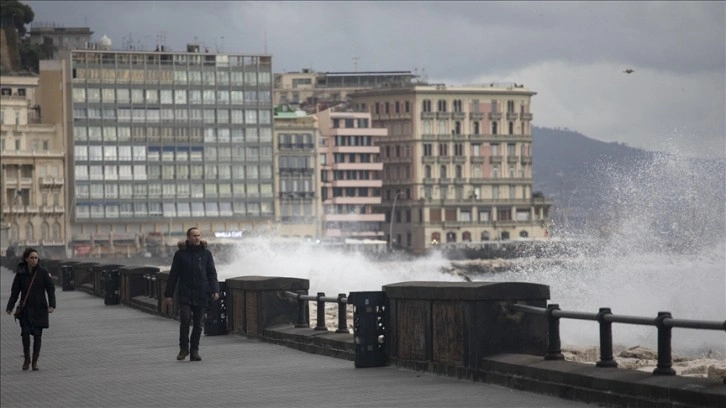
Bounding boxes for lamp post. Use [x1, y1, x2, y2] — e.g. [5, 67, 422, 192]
[389, 191, 405, 251]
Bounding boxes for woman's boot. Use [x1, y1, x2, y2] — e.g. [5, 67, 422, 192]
[31, 335, 41, 371]
[22, 334, 30, 370]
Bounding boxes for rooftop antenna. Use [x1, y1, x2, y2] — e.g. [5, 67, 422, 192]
[220, 36, 225, 53]
[353, 56, 359, 72]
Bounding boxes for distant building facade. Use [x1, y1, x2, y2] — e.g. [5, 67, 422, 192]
[0, 75, 67, 257]
[350, 84, 553, 254]
[39, 45, 274, 256]
[315, 108, 387, 240]
[29, 23, 94, 59]
[274, 69, 417, 111]
[273, 106, 320, 238]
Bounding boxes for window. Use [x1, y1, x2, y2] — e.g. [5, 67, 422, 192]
[438, 143, 448, 156]
[423, 144, 432, 156]
[422, 99, 432, 112]
[453, 100, 462, 112]
[437, 100, 447, 112]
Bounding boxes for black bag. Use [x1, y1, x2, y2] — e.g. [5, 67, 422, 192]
[14, 270, 37, 321]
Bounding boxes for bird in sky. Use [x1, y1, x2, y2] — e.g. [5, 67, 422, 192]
[623, 69, 635, 74]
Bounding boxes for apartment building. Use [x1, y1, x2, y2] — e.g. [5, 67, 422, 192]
[274, 69, 417, 109]
[350, 84, 552, 254]
[39, 43, 274, 256]
[29, 24, 94, 59]
[316, 108, 387, 240]
[0, 75, 67, 257]
[273, 106, 320, 238]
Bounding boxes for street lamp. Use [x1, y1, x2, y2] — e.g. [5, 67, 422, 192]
[389, 190, 405, 251]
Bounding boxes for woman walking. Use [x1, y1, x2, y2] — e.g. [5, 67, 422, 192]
[5, 247, 56, 371]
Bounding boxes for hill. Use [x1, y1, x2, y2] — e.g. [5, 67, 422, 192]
[532, 127, 655, 233]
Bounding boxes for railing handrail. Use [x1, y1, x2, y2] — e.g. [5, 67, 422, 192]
[283, 290, 350, 334]
[514, 304, 726, 331]
[512, 303, 726, 379]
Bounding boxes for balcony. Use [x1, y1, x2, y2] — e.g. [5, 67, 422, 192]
[489, 112, 502, 120]
[470, 156, 486, 164]
[469, 134, 485, 142]
[420, 112, 436, 119]
[507, 155, 519, 164]
[452, 133, 467, 141]
[323, 213, 385, 222]
[435, 112, 451, 120]
[421, 156, 436, 164]
[330, 162, 383, 171]
[329, 196, 382, 205]
[437, 156, 453, 164]
[330, 179, 383, 188]
[520, 112, 533, 121]
[454, 177, 467, 184]
[423, 178, 436, 184]
[39, 176, 65, 187]
[521, 156, 532, 165]
[452, 112, 467, 120]
[421, 133, 437, 141]
[506, 112, 518, 121]
[439, 178, 452, 184]
[469, 112, 485, 121]
[489, 155, 503, 164]
[453, 156, 467, 164]
[437, 133, 453, 141]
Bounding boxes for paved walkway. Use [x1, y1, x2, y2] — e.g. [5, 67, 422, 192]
[1, 267, 590, 408]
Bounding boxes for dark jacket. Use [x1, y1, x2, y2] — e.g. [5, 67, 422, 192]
[164, 240, 219, 307]
[6, 262, 56, 328]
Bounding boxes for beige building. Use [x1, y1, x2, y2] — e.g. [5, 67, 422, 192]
[273, 106, 320, 239]
[274, 69, 416, 109]
[0, 75, 67, 257]
[350, 83, 552, 255]
[316, 108, 387, 240]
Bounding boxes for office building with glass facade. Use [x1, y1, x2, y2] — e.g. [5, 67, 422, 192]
[41, 47, 274, 256]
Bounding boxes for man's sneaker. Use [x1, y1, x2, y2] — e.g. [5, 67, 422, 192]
[177, 349, 189, 360]
[190, 351, 201, 361]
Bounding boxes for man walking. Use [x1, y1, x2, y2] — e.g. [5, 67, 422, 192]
[164, 228, 220, 361]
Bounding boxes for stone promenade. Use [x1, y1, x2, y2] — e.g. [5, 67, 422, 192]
[1, 267, 588, 408]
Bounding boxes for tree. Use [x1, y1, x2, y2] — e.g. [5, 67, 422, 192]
[0, 0, 34, 37]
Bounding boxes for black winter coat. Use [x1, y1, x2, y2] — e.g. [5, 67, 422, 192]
[6, 262, 56, 328]
[164, 240, 219, 307]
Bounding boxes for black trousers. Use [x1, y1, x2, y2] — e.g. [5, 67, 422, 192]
[179, 303, 206, 352]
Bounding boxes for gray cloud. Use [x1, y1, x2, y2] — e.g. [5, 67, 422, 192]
[24, 1, 726, 156]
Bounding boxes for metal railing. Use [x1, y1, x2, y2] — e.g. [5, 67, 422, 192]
[283, 291, 350, 334]
[142, 272, 158, 299]
[513, 303, 726, 378]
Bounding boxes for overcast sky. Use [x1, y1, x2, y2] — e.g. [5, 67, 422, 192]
[26, 1, 726, 158]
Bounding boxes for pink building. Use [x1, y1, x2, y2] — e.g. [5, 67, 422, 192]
[316, 108, 387, 240]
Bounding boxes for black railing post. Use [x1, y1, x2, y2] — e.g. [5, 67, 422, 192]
[294, 290, 308, 328]
[596, 307, 618, 368]
[336, 293, 349, 334]
[653, 311, 676, 376]
[315, 292, 328, 331]
[544, 303, 564, 360]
